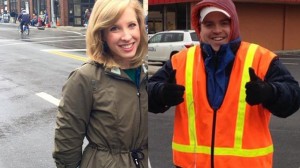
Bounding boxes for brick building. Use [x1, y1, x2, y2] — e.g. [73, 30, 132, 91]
[148, 0, 300, 51]
[1, 0, 95, 26]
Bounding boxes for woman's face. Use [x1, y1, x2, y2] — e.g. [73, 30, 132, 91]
[200, 12, 231, 51]
[103, 7, 140, 68]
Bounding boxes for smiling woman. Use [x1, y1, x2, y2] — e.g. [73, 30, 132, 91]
[52, 0, 148, 167]
[103, 7, 141, 69]
[86, 0, 147, 69]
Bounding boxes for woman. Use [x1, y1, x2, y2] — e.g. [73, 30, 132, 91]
[53, 0, 148, 167]
[83, 9, 91, 27]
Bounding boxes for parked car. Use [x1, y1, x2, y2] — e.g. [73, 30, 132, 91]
[2, 13, 9, 23]
[148, 30, 200, 63]
[148, 33, 154, 39]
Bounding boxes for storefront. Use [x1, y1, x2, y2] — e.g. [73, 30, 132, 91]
[149, 0, 300, 51]
[68, 0, 94, 26]
[67, 0, 144, 26]
[4, 0, 145, 26]
[5, 0, 89, 26]
[148, 0, 198, 34]
[148, 2, 191, 34]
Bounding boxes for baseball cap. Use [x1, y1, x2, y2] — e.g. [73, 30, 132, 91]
[200, 6, 230, 22]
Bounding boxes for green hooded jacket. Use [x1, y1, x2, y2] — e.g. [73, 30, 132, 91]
[53, 61, 148, 168]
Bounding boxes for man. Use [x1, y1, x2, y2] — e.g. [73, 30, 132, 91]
[10, 10, 16, 23]
[30, 13, 38, 26]
[148, 0, 300, 167]
[18, 10, 30, 33]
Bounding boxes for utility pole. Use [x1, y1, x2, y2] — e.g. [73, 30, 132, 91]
[51, 0, 56, 28]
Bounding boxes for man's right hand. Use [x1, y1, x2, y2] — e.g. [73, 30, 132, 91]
[160, 70, 185, 106]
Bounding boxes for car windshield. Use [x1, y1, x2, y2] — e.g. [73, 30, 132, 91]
[163, 33, 183, 42]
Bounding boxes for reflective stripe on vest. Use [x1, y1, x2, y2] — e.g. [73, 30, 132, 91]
[172, 44, 274, 157]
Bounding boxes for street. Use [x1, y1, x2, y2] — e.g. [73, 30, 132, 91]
[0, 23, 86, 168]
[0, 23, 157, 168]
[0, 22, 300, 168]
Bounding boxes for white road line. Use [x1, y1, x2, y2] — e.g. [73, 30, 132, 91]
[148, 158, 152, 168]
[0, 35, 83, 42]
[29, 35, 85, 39]
[280, 57, 300, 60]
[41, 49, 86, 52]
[36, 92, 60, 106]
[60, 30, 84, 35]
[0, 38, 84, 47]
[0, 39, 18, 42]
[283, 63, 299, 65]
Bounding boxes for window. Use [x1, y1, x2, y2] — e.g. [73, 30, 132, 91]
[21, 0, 26, 10]
[149, 34, 163, 43]
[9, 0, 17, 12]
[40, 0, 46, 11]
[190, 32, 199, 41]
[163, 33, 183, 42]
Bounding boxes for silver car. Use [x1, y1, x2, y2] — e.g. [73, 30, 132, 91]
[2, 13, 9, 23]
[148, 30, 200, 63]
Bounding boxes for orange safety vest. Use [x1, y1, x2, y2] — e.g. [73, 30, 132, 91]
[171, 42, 276, 168]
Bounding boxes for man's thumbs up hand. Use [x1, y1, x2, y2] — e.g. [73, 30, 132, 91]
[249, 67, 260, 82]
[159, 70, 185, 106]
[245, 68, 274, 105]
[167, 69, 177, 83]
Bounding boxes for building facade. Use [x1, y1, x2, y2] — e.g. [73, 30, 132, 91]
[1, 0, 95, 26]
[148, 0, 300, 51]
[1, 0, 146, 26]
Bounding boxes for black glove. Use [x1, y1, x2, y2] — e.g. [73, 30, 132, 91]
[160, 70, 185, 106]
[245, 68, 274, 105]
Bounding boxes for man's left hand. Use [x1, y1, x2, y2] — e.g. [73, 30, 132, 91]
[245, 68, 274, 105]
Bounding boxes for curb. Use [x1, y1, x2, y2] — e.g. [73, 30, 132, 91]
[52, 26, 86, 35]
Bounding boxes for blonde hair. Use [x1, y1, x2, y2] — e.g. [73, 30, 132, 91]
[86, 0, 147, 68]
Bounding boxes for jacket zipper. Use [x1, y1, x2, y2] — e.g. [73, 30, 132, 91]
[136, 73, 147, 168]
[209, 51, 219, 168]
[106, 70, 147, 167]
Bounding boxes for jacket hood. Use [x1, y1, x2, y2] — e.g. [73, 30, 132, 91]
[191, 0, 240, 42]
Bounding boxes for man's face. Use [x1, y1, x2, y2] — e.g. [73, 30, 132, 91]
[200, 12, 231, 51]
